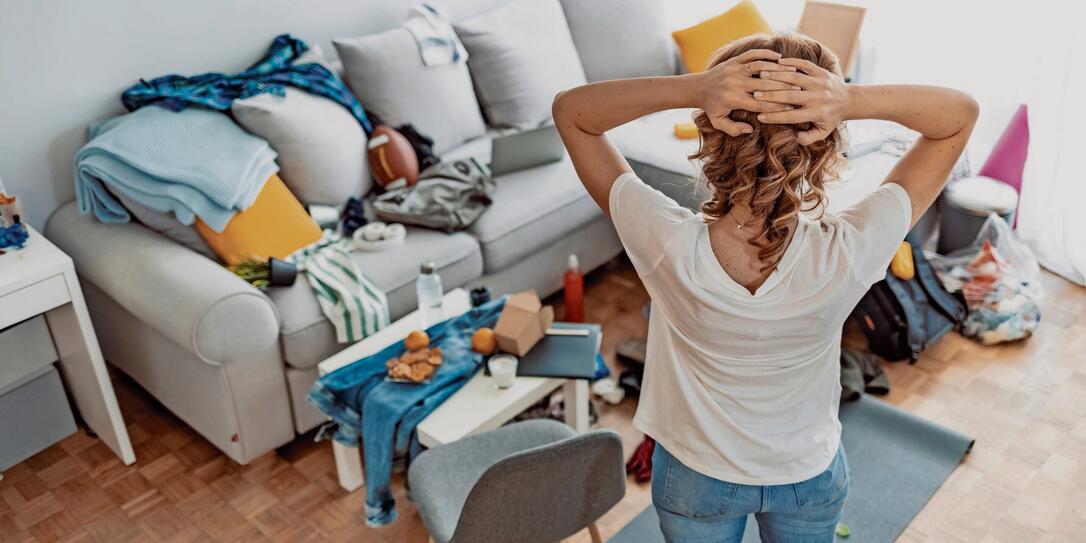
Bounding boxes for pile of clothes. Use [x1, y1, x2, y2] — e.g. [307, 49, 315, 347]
[932, 215, 1042, 345]
[75, 34, 390, 345]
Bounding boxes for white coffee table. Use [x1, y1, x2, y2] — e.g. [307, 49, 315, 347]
[317, 288, 591, 492]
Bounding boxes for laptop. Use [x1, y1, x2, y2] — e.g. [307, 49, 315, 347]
[487, 124, 566, 177]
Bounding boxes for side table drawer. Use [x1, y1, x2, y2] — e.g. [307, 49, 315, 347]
[0, 274, 70, 330]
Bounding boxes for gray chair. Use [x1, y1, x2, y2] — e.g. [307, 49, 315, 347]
[408, 419, 626, 543]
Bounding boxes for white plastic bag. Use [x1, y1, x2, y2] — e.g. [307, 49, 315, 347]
[930, 214, 1042, 344]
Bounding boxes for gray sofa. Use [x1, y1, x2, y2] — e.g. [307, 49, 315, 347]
[45, 0, 696, 464]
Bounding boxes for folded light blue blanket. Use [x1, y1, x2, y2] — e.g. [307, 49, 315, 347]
[75, 107, 278, 232]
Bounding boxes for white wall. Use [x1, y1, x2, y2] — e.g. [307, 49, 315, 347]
[0, 0, 506, 230]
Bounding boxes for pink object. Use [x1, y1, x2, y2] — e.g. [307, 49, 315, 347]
[978, 104, 1029, 194]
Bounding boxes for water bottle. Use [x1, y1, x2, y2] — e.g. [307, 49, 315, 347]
[416, 261, 444, 327]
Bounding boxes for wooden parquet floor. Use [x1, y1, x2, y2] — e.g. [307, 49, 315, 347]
[2, 259, 1085, 543]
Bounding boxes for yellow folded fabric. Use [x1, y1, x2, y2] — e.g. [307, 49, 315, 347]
[196, 173, 322, 266]
[672, 0, 772, 73]
[890, 241, 915, 280]
[674, 122, 699, 140]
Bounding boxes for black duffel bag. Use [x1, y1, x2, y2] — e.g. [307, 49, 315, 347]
[850, 236, 966, 363]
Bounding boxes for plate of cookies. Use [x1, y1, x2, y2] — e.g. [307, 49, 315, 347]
[386, 330, 444, 384]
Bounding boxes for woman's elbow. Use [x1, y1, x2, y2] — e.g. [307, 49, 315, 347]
[958, 92, 980, 124]
[552, 90, 571, 123]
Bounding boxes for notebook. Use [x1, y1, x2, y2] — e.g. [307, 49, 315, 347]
[511, 322, 601, 380]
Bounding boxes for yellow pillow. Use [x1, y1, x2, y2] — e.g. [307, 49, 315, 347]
[196, 174, 322, 266]
[672, 1, 772, 73]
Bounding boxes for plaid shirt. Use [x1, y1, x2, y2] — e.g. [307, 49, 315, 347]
[122, 35, 374, 134]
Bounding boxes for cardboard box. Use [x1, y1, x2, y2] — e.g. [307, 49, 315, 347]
[494, 290, 555, 356]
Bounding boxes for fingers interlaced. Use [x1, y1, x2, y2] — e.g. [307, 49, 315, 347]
[730, 49, 783, 64]
[752, 89, 809, 104]
[758, 70, 814, 87]
[757, 109, 815, 124]
[744, 60, 795, 75]
[777, 57, 826, 76]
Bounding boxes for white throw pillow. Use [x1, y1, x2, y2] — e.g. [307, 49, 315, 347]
[335, 28, 488, 154]
[233, 88, 370, 206]
[559, 0, 676, 82]
[454, 0, 587, 129]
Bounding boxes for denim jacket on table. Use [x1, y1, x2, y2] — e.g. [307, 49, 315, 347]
[308, 297, 506, 526]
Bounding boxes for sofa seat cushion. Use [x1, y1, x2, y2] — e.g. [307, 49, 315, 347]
[269, 227, 482, 370]
[443, 138, 602, 274]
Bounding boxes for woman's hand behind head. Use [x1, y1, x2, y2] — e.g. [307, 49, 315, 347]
[754, 58, 853, 146]
[692, 49, 800, 137]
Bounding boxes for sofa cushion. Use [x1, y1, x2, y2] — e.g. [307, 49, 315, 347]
[559, 0, 676, 82]
[443, 137, 601, 273]
[672, 0, 772, 73]
[233, 88, 371, 206]
[269, 227, 483, 370]
[194, 174, 323, 267]
[454, 0, 586, 128]
[335, 28, 487, 154]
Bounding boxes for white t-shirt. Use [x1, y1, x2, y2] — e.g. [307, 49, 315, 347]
[609, 172, 912, 485]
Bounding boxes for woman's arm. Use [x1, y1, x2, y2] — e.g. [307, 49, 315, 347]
[847, 84, 979, 226]
[553, 49, 798, 215]
[755, 59, 979, 226]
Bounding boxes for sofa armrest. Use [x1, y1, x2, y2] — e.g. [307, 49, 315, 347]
[45, 202, 280, 367]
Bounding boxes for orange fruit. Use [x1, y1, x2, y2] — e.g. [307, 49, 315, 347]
[472, 327, 497, 355]
[404, 330, 429, 351]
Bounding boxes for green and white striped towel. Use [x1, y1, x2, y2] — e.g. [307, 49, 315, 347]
[289, 231, 389, 343]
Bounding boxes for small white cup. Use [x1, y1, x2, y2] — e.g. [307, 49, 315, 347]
[488, 354, 518, 389]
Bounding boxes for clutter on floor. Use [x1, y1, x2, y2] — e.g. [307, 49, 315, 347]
[851, 236, 966, 362]
[591, 378, 625, 405]
[610, 396, 975, 543]
[625, 436, 655, 483]
[931, 214, 1042, 345]
[839, 349, 889, 402]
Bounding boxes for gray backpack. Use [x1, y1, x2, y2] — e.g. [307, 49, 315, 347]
[372, 158, 494, 232]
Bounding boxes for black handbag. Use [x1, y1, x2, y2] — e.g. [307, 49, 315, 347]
[850, 236, 966, 362]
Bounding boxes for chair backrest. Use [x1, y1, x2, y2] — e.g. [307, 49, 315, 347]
[449, 428, 626, 543]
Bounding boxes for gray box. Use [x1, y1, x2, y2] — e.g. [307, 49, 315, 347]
[1, 316, 76, 470]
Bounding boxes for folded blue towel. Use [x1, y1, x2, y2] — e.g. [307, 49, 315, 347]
[75, 107, 278, 232]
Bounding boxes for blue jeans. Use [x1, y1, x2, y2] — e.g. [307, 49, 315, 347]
[652, 444, 849, 543]
[308, 297, 506, 526]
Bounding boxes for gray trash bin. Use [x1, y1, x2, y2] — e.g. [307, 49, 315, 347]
[938, 176, 1018, 254]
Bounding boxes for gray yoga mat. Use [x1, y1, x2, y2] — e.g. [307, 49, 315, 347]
[610, 395, 974, 543]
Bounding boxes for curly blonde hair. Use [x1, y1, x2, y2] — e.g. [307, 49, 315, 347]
[692, 32, 846, 271]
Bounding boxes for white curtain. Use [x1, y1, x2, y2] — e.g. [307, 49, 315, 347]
[665, 1, 1086, 285]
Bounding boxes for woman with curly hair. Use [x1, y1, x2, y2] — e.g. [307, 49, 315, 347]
[553, 32, 977, 542]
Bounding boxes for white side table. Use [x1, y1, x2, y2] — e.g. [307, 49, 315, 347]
[0, 226, 135, 464]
